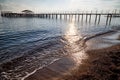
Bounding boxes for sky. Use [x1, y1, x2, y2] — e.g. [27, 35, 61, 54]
[0, 0, 120, 13]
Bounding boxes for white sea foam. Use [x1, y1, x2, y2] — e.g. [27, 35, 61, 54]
[21, 58, 60, 80]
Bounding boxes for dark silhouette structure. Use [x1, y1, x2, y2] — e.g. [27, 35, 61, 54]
[1, 10, 120, 25]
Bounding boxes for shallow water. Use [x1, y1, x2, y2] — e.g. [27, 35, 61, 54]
[0, 16, 120, 79]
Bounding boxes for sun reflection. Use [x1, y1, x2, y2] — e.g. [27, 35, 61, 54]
[64, 18, 87, 66]
[65, 19, 81, 43]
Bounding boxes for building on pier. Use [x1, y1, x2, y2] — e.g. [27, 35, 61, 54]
[22, 10, 34, 14]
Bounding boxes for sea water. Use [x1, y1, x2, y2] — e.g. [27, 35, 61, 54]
[0, 16, 120, 79]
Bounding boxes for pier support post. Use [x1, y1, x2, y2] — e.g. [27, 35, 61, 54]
[51, 14, 53, 19]
[66, 14, 67, 20]
[81, 14, 83, 22]
[60, 14, 62, 19]
[95, 14, 98, 24]
[45, 14, 46, 18]
[86, 14, 88, 23]
[48, 14, 50, 19]
[64, 14, 67, 20]
[56, 14, 57, 19]
[42, 14, 44, 18]
[69, 14, 71, 20]
[89, 14, 91, 23]
[106, 14, 109, 25]
[64, 14, 66, 20]
[78, 14, 80, 21]
[109, 14, 112, 25]
[71, 14, 73, 21]
[75, 14, 76, 21]
[98, 14, 101, 24]
[63, 15, 65, 20]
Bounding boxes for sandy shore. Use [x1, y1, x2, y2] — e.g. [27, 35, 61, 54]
[57, 44, 120, 80]
[24, 31, 120, 80]
[24, 57, 76, 80]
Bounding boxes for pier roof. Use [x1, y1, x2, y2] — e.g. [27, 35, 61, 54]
[22, 10, 34, 14]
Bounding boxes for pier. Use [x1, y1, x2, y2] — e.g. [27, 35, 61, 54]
[1, 11, 120, 25]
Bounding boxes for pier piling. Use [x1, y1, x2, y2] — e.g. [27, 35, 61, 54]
[89, 14, 91, 23]
[98, 14, 101, 24]
[106, 14, 109, 25]
[95, 14, 98, 24]
[109, 14, 112, 25]
[86, 14, 88, 23]
[1, 11, 120, 25]
[81, 14, 83, 22]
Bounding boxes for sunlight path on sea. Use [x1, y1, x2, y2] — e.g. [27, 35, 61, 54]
[64, 18, 87, 66]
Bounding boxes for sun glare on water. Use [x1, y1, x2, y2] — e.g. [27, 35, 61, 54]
[64, 19, 87, 66]
[65, 19, 81, 43]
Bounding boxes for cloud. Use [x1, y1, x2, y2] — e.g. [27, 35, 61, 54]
[0, 0, 71, 12]
[69, 0, 120, 11]
[0, 0, 120, 12]
[1, 2, 33, 12]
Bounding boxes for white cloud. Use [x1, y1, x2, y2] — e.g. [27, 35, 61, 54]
[1, 2, 34, 12]
[0, 0, 120, 12]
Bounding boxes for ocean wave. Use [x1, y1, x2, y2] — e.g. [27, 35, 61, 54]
[0, 36, 67, 80]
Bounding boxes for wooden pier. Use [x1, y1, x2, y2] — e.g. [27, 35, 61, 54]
[1, 12, 120, 25]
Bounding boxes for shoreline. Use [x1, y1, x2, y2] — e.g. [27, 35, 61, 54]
[24, 30, 120, 80]
[21, 58, 60, 80]
[24, 56, 76, 80]
[0, 28, 120, 80]
[57, 44, 120, 80]
[57, 30, 120, 80]
[24, 44, 120, 80]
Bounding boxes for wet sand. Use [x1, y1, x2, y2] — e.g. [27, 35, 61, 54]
[24, 57, 76, 80]
[57, 44, 120, 80]
[24, 31, 120, 80]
